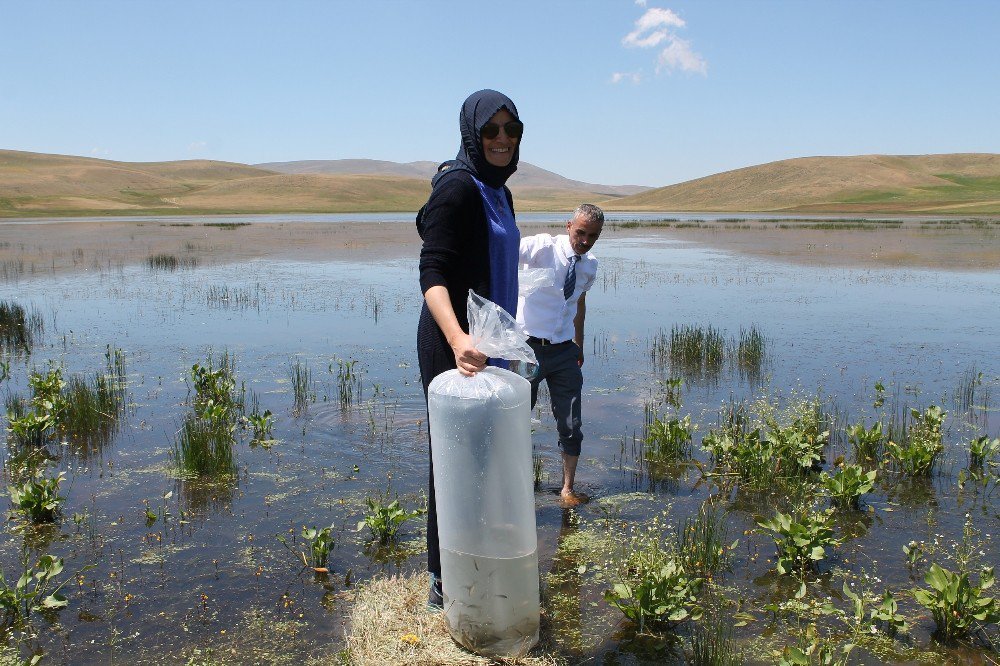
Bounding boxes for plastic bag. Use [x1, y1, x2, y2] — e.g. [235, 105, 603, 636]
[467, 290, 537, 368]
[518, 268, 554, 297]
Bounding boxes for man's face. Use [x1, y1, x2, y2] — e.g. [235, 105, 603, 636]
[566, 214, 603, 255]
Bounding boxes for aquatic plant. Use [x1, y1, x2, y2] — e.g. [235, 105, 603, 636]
[886, 405, 945, 476]
[954, 364, 984, 413]
[688, 619, 741, 666]
[846, 420, 884, 465]
[60, 363, 128, 448]
[644, 406, 694, 461]
[6, 364, 66, 447]
[357, 492, 425, 545]
[819, 464, 876, 510]
[604, 513, 702, 632]
[290, 359, 312, 412]
[532, 453, 545, 490]
[0, 553, 70, 629]
[968, 435, 1000, 470]
[0, 299, 43, 354]
[912, 563, 1000, 640]
[171, 413, 236, 478]
[244, 409, 274, 441]
[190, 357, 240, 417]
[669, 324, 725, 377]
[333, 357, 362, 408]
[758, 507, 838, 577]
[9, 468, 65, 523]
[604, 556, 702, 632]
[675, 503, 735, 577]
[302, 525, 334, 569]
[734, 325, 768, 381]
[146, 253, 197, 271]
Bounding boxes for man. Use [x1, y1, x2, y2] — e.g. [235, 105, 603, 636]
[516, 203, 603, 507]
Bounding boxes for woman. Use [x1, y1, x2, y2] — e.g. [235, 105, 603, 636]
[416, 89, 523, 608]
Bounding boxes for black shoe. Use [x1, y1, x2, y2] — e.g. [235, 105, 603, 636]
[427, 572, 443, 611]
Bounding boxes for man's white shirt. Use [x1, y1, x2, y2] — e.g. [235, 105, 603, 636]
[516, 233, 598, 343]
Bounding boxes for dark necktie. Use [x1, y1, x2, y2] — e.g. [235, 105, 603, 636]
[564, 255, 579, 300]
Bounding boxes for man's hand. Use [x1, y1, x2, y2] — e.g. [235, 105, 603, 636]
[450, 332, 487, 376]
[575, 343, 585, 367]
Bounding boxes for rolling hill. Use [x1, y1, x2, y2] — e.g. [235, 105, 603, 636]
[607, 153, 1000, 214]
[2, 150, 999, 217]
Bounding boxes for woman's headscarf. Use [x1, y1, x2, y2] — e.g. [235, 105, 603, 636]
[432, 89, 521, 189]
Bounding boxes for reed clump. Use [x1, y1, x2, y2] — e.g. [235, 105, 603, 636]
[0, 300, 43, 354]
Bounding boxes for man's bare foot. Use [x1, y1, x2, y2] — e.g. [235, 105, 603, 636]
[560, 489, 590, 508]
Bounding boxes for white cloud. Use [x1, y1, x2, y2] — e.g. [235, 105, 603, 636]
[620, 6, 707, 78]
[656, 37, 708, 75]
[611, 71, 642, 85]
[623, 8, 685, 48]
[90, 147, 110, 156]
[187, 141, 208, 153]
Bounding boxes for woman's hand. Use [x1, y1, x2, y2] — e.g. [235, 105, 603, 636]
[450, 332, 487, 376]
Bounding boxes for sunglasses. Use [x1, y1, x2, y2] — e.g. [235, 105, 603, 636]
[480, 120, 523, 140]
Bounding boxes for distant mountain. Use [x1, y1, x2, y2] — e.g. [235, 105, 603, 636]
[608, 153, 1000, 214]
[0, 149, 628, 216]
[257, 159, 651, 197]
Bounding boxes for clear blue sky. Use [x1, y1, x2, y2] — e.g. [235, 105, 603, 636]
[2, 0, 999, 187]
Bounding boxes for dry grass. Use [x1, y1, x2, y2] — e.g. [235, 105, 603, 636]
[345, 572, 563, 666]
[606, 152, 1000, 213]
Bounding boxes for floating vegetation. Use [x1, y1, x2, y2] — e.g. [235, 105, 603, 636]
[146, 253, 198, 271]
[0, 299, 44, 354]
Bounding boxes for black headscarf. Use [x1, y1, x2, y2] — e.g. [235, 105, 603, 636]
[432, 89, 521, 189]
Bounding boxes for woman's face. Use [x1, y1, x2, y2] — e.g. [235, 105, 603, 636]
[480, 109, 519, 168]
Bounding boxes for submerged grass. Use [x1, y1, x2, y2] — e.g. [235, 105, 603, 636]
[346, 571, 562, 666]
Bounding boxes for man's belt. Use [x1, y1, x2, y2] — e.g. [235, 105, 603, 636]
[527, 336, 573, 346]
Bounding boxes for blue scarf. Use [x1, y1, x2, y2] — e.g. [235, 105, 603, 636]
[472, 176, 519, 369]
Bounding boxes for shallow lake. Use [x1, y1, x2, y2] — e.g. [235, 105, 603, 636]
[1, 217, 998, 664]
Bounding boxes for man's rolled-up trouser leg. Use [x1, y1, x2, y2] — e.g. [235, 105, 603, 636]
[544, 343, 584, 457]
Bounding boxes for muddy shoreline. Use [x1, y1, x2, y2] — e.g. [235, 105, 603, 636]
[1, 218, 998, 277]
